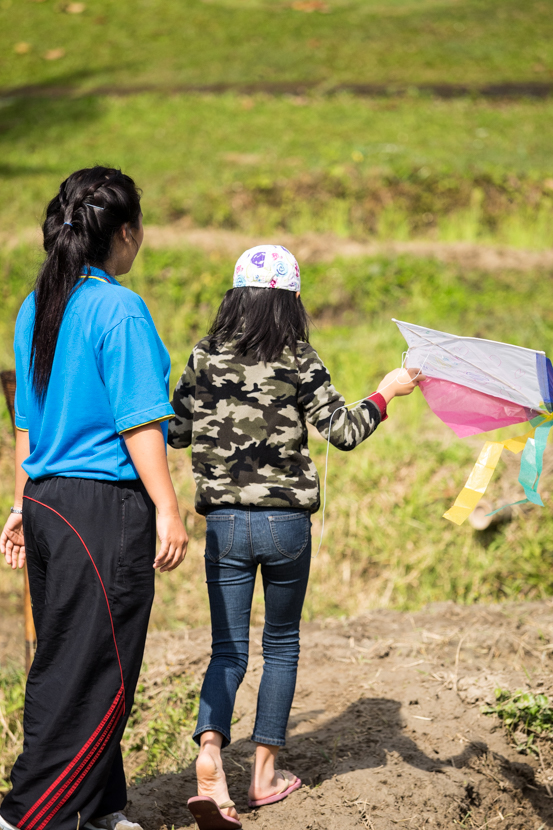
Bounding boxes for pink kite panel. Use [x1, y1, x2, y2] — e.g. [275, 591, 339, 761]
[419, 377, 539, 437]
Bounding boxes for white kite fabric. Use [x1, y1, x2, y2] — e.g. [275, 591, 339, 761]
[395, 319, 549, 412]
[393, 319, 553, 525]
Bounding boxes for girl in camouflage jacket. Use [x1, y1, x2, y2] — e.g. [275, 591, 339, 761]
[169, 245, 422, 830]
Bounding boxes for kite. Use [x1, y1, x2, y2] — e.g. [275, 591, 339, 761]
[393, 319, 553, 525]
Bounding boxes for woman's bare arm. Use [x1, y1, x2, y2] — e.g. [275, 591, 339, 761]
[123, 422, 188, 572]
[1, 429, 30, 569]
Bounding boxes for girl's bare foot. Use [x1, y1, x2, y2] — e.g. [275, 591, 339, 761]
[248, 744, 298, 803]
[248, 767, 298, 803]
[196, 733, 239, 822]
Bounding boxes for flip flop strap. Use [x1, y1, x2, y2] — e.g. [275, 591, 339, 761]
[275, 771, 290, 793]
[218, 801, 236, 809]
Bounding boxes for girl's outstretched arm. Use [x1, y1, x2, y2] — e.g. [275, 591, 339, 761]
[123, 422, 188, 572]
[299, 345, 424, 451]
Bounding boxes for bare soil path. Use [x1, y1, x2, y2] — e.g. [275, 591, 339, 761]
[3, 225, 553, 272]
[144, 228, 553, 272]
[129, 600, 553, 830]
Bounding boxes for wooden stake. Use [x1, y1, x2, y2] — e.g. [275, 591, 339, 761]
[1, 369, 37, 675]
[23, 564, 35, 672]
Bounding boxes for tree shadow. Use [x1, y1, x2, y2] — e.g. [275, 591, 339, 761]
[0, 96, 103, 178]
[280, 697, 553, 826]
[0, 61, 137, 166]
[0, 162, 63, 178]
[143, 696, 553, 829]
[0, 62, 138, 100]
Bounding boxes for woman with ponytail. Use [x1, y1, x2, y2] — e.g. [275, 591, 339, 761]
[0, 167, 188, 830]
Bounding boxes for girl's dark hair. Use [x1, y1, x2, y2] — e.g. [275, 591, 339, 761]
[31, 166, 141, 402]
[208, 286, 310, 363]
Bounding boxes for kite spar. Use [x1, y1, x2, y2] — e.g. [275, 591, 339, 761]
[394, 320, 553, 525]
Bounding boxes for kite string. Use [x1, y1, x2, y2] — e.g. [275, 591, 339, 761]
[314, 351, 427, 558]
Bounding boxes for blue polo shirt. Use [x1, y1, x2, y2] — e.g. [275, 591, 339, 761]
[14, 267, 173, 481]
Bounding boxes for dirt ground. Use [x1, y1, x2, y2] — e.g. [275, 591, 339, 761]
[122, 600, 553, 830]
[142, 228, 553, 273]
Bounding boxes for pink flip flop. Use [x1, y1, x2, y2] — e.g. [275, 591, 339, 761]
[187, 796, 242, 829]
[248, 771, 302, 808]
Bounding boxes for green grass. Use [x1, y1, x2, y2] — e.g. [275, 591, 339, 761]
[483, 689, 553, 756]
[1, 0, 553, 787]
[1, 0, 552, 92]
[1, 93, 553, 245]
[0, 665, 200, 792]
[2, 0, 552, 246]
[1, 0, 553, 632]
[3, 246, 553, 628]
[122, 672, 199, 781]
[0, 667, 25, 792]
[4, 244, 553, 387]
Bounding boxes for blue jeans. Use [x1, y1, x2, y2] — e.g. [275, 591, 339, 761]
[193, 506, 312, 748]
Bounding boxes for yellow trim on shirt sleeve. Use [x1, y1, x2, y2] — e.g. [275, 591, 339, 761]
[118, 414, 174, 434]
[16, 427, 29, 432]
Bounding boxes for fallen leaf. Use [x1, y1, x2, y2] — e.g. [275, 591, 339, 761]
[223, 152, 261, 165]
[291, 0, 330, 11]
[65, 2, 86, 12]
[44, 48, 66, 60]
[14, 42, 31, 55]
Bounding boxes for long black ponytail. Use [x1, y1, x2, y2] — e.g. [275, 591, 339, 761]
[31, 166, 141, 402]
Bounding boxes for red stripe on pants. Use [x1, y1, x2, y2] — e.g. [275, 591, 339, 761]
[19, 497, 126, 830]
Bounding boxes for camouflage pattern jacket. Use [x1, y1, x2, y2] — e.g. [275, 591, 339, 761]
[168, 338, 385, 514]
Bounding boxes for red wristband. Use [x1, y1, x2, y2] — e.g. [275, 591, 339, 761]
[367, 392, 388, 421]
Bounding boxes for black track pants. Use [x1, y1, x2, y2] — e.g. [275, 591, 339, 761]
[1, 476, 156, 830]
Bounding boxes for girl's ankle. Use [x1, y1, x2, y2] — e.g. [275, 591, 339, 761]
[251, 762, 277, 786]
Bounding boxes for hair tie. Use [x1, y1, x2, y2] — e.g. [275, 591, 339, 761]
[84, 203, 105, 210]
[64, 221, 73, 227]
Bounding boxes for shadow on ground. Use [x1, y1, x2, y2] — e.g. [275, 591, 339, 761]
[128, 694, 553, 829]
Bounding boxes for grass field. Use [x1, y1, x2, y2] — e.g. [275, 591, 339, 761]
[2, 93, 553, 247]
[2, 0, 553, 803]
[2, 1, 552, 245]
[2, 0, 552, 92]
[2, 246, 553, 631]
[2, 0, 553, 629]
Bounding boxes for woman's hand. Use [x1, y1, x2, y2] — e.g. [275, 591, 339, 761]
[1, 513, 26, 569]
[154, 510, 188, 572]
[377, 367, 426, 404]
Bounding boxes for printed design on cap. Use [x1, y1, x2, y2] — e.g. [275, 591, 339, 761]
[233, 244, 300, 292]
